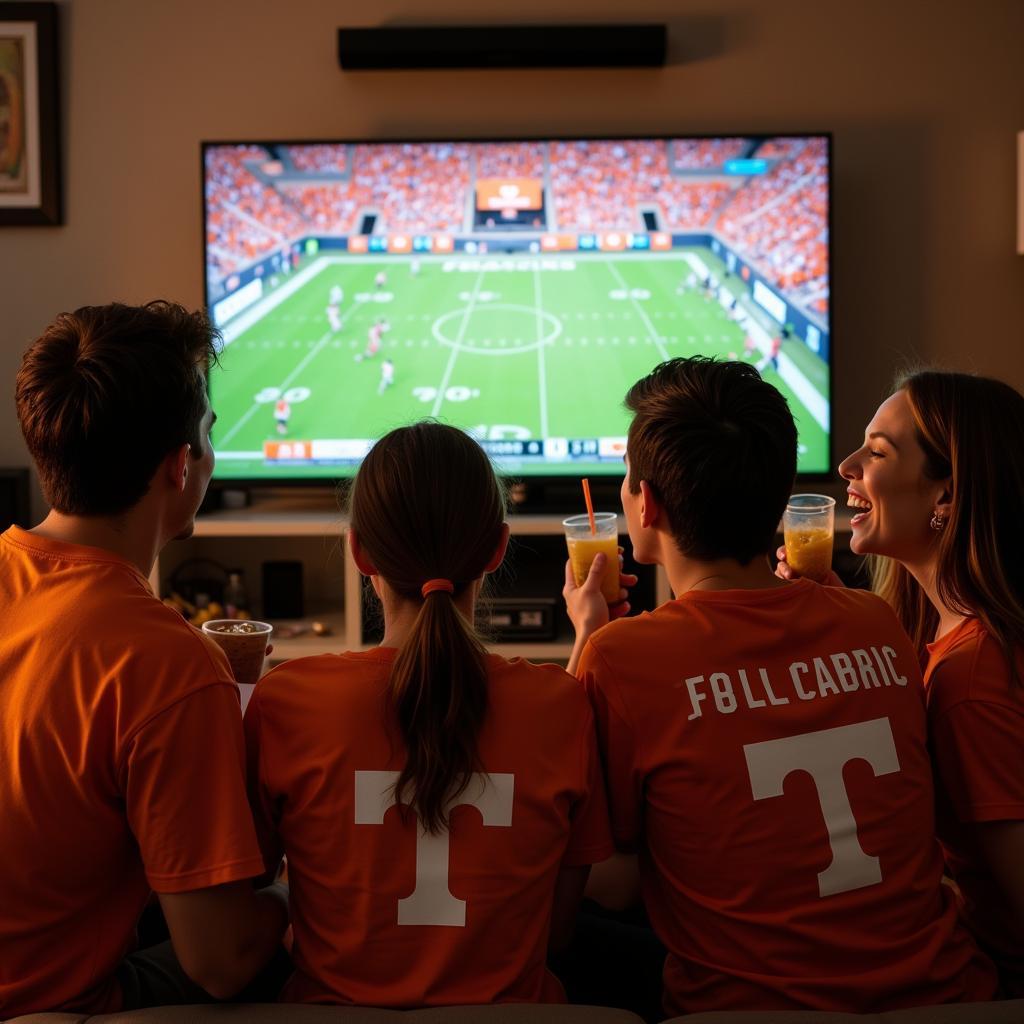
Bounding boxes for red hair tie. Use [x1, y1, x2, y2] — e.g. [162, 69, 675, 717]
[421, 578, 455, 597]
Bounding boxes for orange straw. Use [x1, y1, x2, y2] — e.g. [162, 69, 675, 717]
[581, 478, 596, 536]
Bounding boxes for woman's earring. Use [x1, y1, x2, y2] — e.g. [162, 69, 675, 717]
[929, 511, 946, 532]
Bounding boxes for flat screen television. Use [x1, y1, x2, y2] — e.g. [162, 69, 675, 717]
[202, 135, 831, 488]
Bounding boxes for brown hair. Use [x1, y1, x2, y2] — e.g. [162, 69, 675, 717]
[16, 301, 218, 516]
[870, 370, 1024, 684]
[625, 356, 797, 564]
[348, 422, 506, 834]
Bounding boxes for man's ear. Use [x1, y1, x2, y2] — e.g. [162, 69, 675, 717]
[166, 443, 191, 493]
[638, 480, 662, 530]
[483, 522, 511, 574]
[348, 529, 378, 576]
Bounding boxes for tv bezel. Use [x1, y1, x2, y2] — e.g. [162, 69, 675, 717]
[201, 131, 835, 501]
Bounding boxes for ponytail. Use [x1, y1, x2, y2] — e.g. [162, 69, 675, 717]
[389, 589, 489, 833]
[348, 422, 506, 834]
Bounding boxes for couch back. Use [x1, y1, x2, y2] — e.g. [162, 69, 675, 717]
[10, 998, 1024, 1024]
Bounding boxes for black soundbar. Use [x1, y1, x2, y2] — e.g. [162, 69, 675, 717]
[337, 24, 667, 70]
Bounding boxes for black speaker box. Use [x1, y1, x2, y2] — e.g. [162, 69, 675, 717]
[338, 24, 667, 71]
[0, 469, 31, 530]
[261, 561, 305, 619]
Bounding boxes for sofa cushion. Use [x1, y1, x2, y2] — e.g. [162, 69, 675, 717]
[10, 1004, 645, 1024]
[665, 998, 1024, 1023]
[13, 1001, 1024, 1024]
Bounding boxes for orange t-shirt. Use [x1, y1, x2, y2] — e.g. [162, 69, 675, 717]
[0, 527, 265, 1017]
[578, 578, 996, 1016]
[244, 648, 612, 1007]
[925, 617, 1024, 995]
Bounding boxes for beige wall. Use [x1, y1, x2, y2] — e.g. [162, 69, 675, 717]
[2, 0, 1022, 516]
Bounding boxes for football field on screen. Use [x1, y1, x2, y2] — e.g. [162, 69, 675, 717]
[211, 253, 829, 478]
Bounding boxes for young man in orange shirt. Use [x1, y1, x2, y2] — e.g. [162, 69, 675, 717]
[565, 357, 996, 1015]
[0, 302, 287, 1017]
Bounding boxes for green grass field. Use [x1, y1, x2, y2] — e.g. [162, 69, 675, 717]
[211, 251, 830, 479]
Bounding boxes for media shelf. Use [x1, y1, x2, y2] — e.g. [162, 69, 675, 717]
[151, 495, 618, 664]
[152, 497, 854, 665]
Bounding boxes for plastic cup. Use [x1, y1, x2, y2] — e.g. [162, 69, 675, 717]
[564, 512, 620, 604]
[202, 619, 273, 687]
[783, 494, 836, 583]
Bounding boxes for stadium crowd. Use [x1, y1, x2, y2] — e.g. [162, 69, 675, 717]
[716, 138, 829, 314]
[205, 138, 829, 316]
[670, 137, 748, 170]
[284, 145, 348, 174]
[475, 141, 546, 179]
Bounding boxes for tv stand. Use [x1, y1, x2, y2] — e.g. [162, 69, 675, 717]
[152, 493, 630, 664]
[152, 496, 852, 666]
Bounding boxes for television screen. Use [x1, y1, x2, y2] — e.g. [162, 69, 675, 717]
[203, 136, 831, 481]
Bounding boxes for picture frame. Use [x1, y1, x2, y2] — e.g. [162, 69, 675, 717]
[0, 3, 61, 226]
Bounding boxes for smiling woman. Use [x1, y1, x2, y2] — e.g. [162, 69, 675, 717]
[841, 369, 1024, 997]
[838, 388, 950, 589]
[844, 372, 1024, 665]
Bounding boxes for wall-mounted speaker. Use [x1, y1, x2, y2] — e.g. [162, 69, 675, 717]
[338, 24, 667, 71]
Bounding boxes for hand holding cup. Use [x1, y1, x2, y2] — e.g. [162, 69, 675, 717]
[777, 494, 845, 587]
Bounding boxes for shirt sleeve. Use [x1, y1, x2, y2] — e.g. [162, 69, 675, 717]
[122, 682, 265, 893]
[243, 692, 286, 875]
[561, 702, 615, 867]
[577, 638, 643, 851]
[931, 696, 1024, 824]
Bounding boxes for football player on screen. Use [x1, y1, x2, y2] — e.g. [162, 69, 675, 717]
[355, 321, 383, 363]
[326, 285, 343, 333]
[274, 398, 291, 436]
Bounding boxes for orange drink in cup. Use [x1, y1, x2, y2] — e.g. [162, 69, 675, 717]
[564, 512, 621, 604]
[783, 494, 836, 582]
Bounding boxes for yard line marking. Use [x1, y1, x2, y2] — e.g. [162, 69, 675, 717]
[534, 262, 549, 439]
[431, 268, 486, 417]
[220, 257, 331, 345]
[219, 294, 364, 446]
[219, 329, 333, 445]
[606, 262, 671, 363]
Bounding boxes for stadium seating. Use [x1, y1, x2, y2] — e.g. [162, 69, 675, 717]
[285, 145, 348, 174]
[204, 137, 829, 318]
[476, 141, 545, 179]
[670, 137, 747, 169]
[548, 139, 732, 232]
[205, 146, 306, 275]
[716, 137, 830, 313]
[350, 143, 471, 233]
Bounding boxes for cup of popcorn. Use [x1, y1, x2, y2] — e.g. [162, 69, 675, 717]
[202, 619, 273, 687]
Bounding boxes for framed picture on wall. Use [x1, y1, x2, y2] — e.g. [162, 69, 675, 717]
[0, 3, 61, 226]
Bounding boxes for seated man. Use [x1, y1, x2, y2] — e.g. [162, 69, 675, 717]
[0, 302, 287, 1017]
[565, 357, 996, 1015]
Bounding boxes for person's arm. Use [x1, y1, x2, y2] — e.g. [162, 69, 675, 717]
[973, 821, 1024, 931]
[159, 880, 288, 1000]
[122, 677, 283, 999]
[564, 550, 637, 675]
[584, 852, 640, 912]
[243, 695, 286, 888]
[549, 865, 590, 953]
